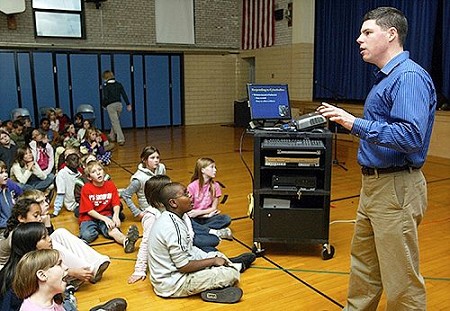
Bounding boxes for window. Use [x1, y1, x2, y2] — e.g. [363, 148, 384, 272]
[33, 0, 85, 38]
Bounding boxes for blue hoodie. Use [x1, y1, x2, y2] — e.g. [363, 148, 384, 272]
[0, 179, 23, 228]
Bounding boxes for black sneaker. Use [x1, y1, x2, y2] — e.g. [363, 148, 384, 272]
[124, 225, 139, 253]
[90, 261, 110, 284]
[200, 287, 243, 304]
[228, 252, 256, 272]
[89, 298, 127, 311]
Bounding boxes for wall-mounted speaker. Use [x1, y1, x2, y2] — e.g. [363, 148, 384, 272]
[274, 9, 284, 21]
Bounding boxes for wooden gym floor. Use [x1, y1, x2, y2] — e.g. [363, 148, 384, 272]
[52, 124, 450, 311]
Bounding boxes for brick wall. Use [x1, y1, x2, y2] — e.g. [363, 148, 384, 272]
[238, 43, 314, 101]
[0, 0, 305, 127]
[0, 0, 240, 49]
[184, 53, 237, 125]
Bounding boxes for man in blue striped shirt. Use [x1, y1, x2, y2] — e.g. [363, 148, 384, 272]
[318, 7, 436, 311]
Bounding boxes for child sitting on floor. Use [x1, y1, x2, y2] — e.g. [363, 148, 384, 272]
[79, 160, 138, 253]
[187, 157, 233, 240]
[80, 128, 112, 166]
[148, 182, 256, 303]
[53, 153, 82, 217]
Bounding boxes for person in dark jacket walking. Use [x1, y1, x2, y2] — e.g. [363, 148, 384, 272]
[101, 70, 132, 146]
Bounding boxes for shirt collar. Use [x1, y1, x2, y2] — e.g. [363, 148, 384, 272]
[372, 51, 409, 83]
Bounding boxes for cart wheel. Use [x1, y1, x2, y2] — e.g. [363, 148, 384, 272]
[252, 243, 266, 257]
[321, 244, 335, 260]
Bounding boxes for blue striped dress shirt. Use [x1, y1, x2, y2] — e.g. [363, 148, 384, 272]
[351, 51, 437, 168]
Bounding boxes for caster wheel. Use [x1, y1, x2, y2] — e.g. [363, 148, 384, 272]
[321, 244, 335, 260]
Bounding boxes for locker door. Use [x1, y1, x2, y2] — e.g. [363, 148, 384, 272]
[171, 55, 182, 125]
[33, 52, 56, 115]
[0, 52, 19, 121]
[70, 54, 100, 128]
[17, 52, 36, 123]
[100, 54, 112, 130]
[55, 53, 72, 117]
[113, 54, 133, 128]
[132, 55, 145, 128]
[145, 55, 170, 127]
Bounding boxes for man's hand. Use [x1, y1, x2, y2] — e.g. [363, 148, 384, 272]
[316, 102, 356, 131]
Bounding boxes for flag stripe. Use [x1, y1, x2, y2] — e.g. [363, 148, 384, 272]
[242, 0, 274, 50]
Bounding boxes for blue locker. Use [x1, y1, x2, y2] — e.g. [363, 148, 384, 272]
[70, 54, 100, 128]
[0, 52, 19, 121]
[145, 55, 170, 127]
[100, 54, 112, 130]
[33, 52, 56, 116]
[171, 55, 182, 125]
[132, 55, 145, 128]
[17, 53, 36, 123]
[55, 54, 72, 116]
[113, 54, 133, 128]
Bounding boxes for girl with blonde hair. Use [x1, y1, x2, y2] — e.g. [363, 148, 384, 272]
[187, 157, 232, 240]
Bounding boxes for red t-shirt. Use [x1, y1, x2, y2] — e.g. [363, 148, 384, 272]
[79, 180, 120, 223]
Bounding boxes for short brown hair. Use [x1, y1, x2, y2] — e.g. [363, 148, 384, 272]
[13, 249, 60, 299]
[102, 70, 115, 80]
[144, 175, 171, 207]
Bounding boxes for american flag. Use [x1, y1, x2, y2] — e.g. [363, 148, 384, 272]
[241, 0, 275, 50]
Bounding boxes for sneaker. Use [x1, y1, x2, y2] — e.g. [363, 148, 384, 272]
[200, 287, 243, 304]
[89, 298, 127, 311]
[124, 225, 139, 253]
[228, 252, 256, 273]
[118, 141, 125, 146]
[90, 261, 110, 284]
[217, 228, 233, 240]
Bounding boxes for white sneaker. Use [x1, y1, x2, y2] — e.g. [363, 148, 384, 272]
[217, 228, 233, 240]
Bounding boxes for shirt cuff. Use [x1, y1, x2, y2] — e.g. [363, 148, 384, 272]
[351, 117, 370, 139]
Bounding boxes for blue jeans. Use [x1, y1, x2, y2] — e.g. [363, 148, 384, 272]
[192, 214, 231, 230]
[191, 221, 219, 252]
[22, 173, 55, 192]
[79, 218, 112, 243]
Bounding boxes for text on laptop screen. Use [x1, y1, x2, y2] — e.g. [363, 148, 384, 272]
[247, 84, 292, 121]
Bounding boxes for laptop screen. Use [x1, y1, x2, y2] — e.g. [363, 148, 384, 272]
[247, 84, 292, 122]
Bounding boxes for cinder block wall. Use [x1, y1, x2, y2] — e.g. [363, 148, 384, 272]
[1, 0, 307, 126]
[237, 43, 314, 101]
[184, 53, 237, 125]
[0, 0, 242, 49]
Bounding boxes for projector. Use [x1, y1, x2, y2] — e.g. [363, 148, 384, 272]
[293, 112, 327, 130]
